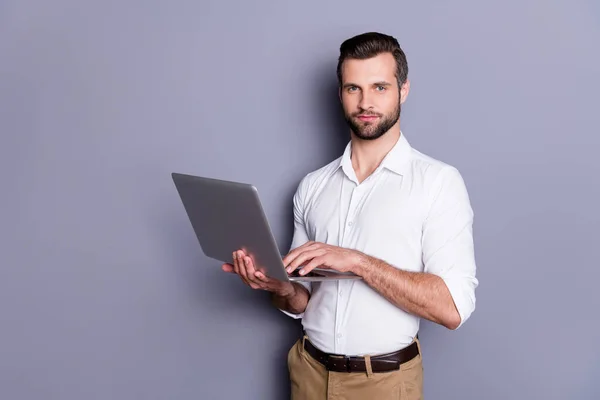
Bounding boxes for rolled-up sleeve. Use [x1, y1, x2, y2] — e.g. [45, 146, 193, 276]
[279, 177, 312, 319]
[422, 166, 478, 329]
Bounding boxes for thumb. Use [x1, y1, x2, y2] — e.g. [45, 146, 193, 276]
[222, 263, 234, 273]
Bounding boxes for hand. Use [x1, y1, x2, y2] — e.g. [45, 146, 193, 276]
[222, 250, 295, 297]
[282, 241, 365, 276]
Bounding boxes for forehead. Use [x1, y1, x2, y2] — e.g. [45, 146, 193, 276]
[341, 52, 397, 84]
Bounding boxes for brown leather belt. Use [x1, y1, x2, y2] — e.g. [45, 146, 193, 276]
[303, 338, 419, 373]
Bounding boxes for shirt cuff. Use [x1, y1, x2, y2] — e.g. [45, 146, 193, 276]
[439, 273, 477, 329]
[279, 309, 305, 319]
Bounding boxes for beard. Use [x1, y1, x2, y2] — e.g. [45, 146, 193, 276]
[343, 100, 401, 141]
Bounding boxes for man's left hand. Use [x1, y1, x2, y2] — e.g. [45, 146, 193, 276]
[283, 241, 366, 276]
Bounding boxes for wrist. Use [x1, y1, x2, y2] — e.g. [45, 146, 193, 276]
[276, 282, 296, 298]
[351, 252, 371, 276]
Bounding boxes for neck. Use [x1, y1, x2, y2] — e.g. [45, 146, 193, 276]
[350, 124, 401, 183]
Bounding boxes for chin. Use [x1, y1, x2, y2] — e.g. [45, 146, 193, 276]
[354, 131, 386, 141]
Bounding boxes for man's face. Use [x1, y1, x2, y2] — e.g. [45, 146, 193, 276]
[339, 52, 409, 140]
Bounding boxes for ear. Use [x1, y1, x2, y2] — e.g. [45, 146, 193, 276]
[400, 79, 410, 104]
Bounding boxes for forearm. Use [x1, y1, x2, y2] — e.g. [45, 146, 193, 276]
[271, 282, 310, 315]
[354, 255, 461, 330]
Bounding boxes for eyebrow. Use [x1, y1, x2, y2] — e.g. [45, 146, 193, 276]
[342, 81, 392, 89]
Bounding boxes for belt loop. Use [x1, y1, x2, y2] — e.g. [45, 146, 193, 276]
[301, 334, 308, 355]
[415, 335, 422, 356]
[364, 355, 373, 377]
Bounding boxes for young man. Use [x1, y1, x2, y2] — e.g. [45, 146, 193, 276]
[222, 32, 478, 400]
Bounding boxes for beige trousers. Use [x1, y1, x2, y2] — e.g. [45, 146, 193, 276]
[287, 336, 424, 400]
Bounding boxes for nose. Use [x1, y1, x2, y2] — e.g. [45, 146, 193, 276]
[358, 91, 374, 111]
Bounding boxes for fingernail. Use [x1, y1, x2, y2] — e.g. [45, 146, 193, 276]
[286, 267, 291, 273]
[299, 269, 305, 275]
[233, 252, 237, 260]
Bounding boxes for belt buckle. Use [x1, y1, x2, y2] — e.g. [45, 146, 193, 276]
[344, 356, 352, 372]
[326, 355, 352, 372]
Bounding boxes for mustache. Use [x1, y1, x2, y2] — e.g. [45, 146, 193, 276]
[352, 111, 382, 117]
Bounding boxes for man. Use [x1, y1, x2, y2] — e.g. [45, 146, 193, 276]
[222, 31, 478, 400]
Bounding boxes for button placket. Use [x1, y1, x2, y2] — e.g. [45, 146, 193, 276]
[345, 187, 360, 233]
[336, 184, 362, 354]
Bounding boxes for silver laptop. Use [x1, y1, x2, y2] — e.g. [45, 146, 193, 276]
[171, 172, 362, 282]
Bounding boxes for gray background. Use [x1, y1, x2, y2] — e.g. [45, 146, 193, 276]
[1, 0, 599, 399]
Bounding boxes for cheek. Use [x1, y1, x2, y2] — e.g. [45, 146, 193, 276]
[381, 94, 399, 112]
[341, 98, 357, 113]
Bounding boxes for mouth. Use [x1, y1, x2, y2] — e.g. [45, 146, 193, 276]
[356, 115, 380, 122]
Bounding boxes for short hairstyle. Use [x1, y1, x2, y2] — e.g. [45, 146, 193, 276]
[336, 32, 409, 88]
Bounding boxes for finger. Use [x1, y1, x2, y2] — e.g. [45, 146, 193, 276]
[243, 256, 263, 287]
[238, 253, 263, 289]
[255, 271, 290, 294]
[236, 251, 252, 284]
[233, 251, 253, 286]
[298, 256, 325, 276]
[286, 249, 327, 274]
[283, 243, 316, 270]
[254, 270, 271, 283]
[252, 271, 271, 291]
[282, 241, 319, 266]
[232, 252, 241, 275]
[222, 263, 234, 273]
[284, 249, 312, 273]
[255, 271, 286, 290]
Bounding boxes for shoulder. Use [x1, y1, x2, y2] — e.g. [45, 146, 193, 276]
[407, 148, 472, 223]
[406, 147, 471, 213]
[410, 147, 453, 178]
[294, 156, 342, 198]
[409, 147, 466, 187]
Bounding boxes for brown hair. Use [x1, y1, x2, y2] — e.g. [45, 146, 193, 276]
[336, 32, 408, 88]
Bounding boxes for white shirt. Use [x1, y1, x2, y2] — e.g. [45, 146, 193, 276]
[282, 132, 478, 356]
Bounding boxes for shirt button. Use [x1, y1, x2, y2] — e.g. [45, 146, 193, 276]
[347, 221, 353, 226]
[337, 333, 343, 338]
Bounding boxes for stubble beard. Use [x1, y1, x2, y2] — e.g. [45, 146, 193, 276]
[343, 100, 401, 141]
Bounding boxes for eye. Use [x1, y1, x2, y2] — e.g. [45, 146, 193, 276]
[376, 85, 386, 91]
[347, 86, 358, 92]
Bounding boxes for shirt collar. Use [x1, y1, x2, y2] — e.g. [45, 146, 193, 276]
[338, 131, 412, 178]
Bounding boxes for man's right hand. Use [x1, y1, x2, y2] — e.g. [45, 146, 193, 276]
[222, 250, 295, 298]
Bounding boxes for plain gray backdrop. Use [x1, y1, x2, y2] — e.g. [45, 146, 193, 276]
[1, 0, 599, 399]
